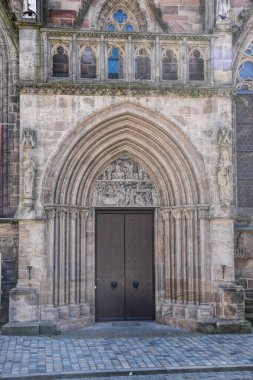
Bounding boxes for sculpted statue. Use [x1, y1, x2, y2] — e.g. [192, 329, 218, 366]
[218, 128, 231, 149]
[217, 149, 232, 205]
[23, 155, 36, 199]
[216, 0, 231, 20]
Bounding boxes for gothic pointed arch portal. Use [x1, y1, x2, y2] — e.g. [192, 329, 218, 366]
[41, 103, 213, 330]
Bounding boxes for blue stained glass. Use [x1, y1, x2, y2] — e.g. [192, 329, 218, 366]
[239, 61, 253, 80]
[125, 24, 134, 32]
[108, 24, 115, 31]
[108, 48, 119, 78]
[113, 9, 127, 24]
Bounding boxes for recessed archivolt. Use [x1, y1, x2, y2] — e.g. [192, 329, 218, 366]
[41, 103, 210, 208]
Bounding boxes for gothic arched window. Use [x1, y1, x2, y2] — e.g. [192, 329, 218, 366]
[135, 48, 151, 80]
[80, 47, 97, 78]
[162, 50, 178, 80]
[189, 49, 205, 81]
[106, 8, 137, 32]
[108, 47, 124, 79]
[52, 45, 69, 77]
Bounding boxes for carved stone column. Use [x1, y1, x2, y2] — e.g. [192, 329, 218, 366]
[41, 207, 58, 322]
[161, 209, 171, 301]
[185, 209, 194, 303]
[58, 207, 69, 319]
[80, 209, 90, 316]
[69, 208, 79, 318]
[198, 207, 209, 304]
[100, 34, 105, 81]
[172, 209, 183, 302]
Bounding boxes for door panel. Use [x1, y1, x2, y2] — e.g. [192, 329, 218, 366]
[96, 213, 125, 321]
[125, 213, 154, 320]
[96, 210, 154, 321]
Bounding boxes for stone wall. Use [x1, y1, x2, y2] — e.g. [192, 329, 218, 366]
[0, 222, 18, 325]
[0, 4, 19, 217]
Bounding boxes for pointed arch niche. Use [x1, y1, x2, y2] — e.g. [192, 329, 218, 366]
[41, 103, 213, 330]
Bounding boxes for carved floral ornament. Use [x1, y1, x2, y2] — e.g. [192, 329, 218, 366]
[91, 156, 159, 207]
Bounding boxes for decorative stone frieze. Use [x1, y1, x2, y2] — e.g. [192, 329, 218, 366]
[18, 81, 235, 98]
[92, 156, 158, 207]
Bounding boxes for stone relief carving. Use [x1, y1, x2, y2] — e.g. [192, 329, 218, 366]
[92, 157, 158, 207]
[235, 232, 250, 259]
[217, 128, 232, 210]
[216, 0, 231, 20]
[21, 128, 37, 149]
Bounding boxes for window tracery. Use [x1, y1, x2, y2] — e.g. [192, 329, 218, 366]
[162, 49, 178, 81]
[51, 44, 70, 78]
[236, 42, 253, 92]
[135, 48, 151, 80]
[189, 49, 205, 81]
[80, 47, 97, 78]
[106, 8, 137, 32]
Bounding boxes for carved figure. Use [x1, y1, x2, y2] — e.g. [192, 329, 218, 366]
[235, 232, 250, 259]
[216, 0, 231, 19]
[217, 149, 232, 205]
[92, 156, 158, 207]
[113, 160, 125, 179]
[23, 155, 36, 198]
[21, 128, 37, 149]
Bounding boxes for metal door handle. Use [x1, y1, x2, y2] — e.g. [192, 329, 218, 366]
[111, 281, 118, 289]
[133, 280, 139, 289]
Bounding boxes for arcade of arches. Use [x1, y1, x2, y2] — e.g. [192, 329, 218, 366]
[1, 0, 253, 334]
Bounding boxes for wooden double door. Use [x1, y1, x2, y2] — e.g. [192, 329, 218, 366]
[95, 210, 155, 321]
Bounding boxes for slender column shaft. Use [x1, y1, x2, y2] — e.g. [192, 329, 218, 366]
[161, 210, 171, 300]
[59, 208, 67, 306]
[173, 210, 182, 302]
[186, 210, 194, 303]
[193, 208, 199, 304]
[69, 209, 78, 305]
[80, 209, 89, 305]
[45, 208, 56, 306]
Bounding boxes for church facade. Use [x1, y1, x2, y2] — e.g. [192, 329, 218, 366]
[0, 0, 253, 334]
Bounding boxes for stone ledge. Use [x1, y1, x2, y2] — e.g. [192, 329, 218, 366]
[196, 319, 252, 334]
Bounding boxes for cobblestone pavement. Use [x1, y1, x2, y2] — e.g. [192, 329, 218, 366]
[1, 334, 253, 379]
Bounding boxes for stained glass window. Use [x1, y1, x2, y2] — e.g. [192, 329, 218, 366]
[237, 41, 253, 92]
[106, 8, 136, 32]
[108, 48, 124, 79]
